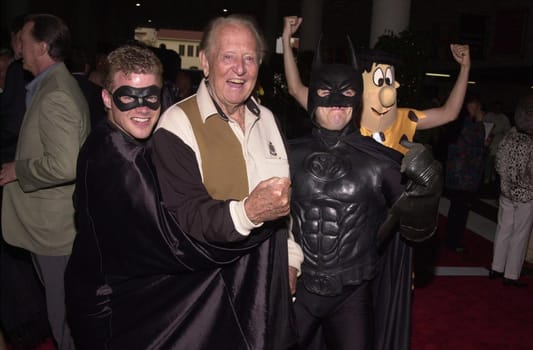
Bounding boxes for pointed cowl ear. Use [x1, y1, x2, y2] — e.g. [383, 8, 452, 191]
[346, 35, 358, 71]
[311, 34, 324, 70]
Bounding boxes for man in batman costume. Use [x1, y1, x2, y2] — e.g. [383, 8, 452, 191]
[288, 41, 442, 349]
[65, 44, 297, 349]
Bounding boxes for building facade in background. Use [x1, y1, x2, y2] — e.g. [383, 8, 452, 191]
[135, 27, 202, 69]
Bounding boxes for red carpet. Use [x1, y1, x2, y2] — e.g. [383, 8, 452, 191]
[15, 218, 533, 350]
[411, 216, 533, 350]
[6, 337, 55, 350]
[414, 215, 493, 270]
[412, 276, 533, 350]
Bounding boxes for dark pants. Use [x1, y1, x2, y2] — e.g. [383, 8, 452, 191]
[294, 280, 371, 350]
[32, 254, 75, 350]
[0, 189, 50, 348]
[446, 189, 477, 249]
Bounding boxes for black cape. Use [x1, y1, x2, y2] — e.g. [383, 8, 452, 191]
[347, 134, 413, 350]
[65, 121, 296, 349]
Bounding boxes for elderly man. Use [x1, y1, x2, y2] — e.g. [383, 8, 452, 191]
[0, 14, 90, 350]
[150, 14, 302, 349]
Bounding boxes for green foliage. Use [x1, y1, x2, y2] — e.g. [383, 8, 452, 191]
[374, 30, 431, 107]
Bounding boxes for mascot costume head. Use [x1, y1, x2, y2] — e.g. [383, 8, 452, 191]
[358, 51, 424, 154]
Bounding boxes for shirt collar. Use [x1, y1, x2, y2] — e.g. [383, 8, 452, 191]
[25, 62, 61, 102]
[196, 78, 261, 123]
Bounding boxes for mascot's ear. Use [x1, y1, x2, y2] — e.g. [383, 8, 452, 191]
[312, 34, 324, 69]
[346, 35, 358, 71]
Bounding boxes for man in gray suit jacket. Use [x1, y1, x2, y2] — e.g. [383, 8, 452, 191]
[0, 14, 90, 350]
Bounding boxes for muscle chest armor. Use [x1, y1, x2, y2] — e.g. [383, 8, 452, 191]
[289, 128, 392, 295]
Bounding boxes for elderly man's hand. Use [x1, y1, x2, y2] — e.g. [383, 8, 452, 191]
[0, 162, 17, 186]
[245, 177, 291, 225]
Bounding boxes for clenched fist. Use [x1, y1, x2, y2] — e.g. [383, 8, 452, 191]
[283, 16, 303, 42]
[245, 177, 291, 225]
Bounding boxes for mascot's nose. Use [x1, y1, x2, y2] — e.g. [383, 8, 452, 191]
[379, 86, 396, 108]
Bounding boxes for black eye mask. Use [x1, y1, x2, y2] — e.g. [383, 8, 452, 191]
[307, 64, 362, 117]
[112, 85, 162, 111]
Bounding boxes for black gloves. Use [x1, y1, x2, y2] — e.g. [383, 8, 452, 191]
[377, 138, 443, 247]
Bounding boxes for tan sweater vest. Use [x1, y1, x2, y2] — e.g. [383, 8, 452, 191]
[179, 97, 249, 201]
